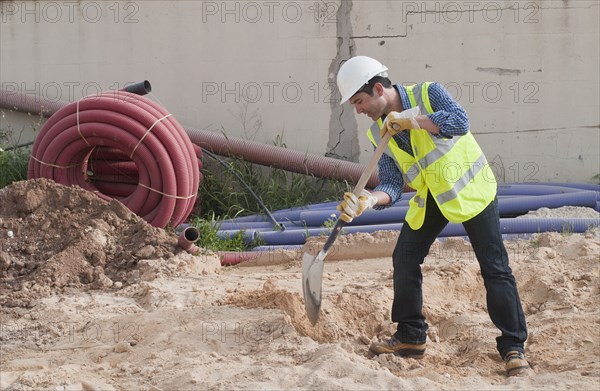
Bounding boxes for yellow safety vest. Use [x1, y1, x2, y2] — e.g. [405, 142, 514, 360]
[367, 82, 497, 229]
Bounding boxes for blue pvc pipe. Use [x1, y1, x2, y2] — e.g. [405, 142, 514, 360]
[252, 245, 304, 252]
[496, 184, 585, 195]
[271, 186, 595, 225]
[293, 190, 599, 227]
[251, 218, 599, 246]
[270, 201, 339, 213]
[219, 200, 345, 223]
[222, 184, 593, 225]
[443, 218, 599, 237]
[217, 220, 308, 231]
[217, 221, 275, 230]
[216, 229, 260, 245]
[220, 214, 273, 223]
[497, 191, 599, 215]
[299, 208, 406, 227]
[536, 182, 600, 191]
[214, 184, 598, 243]
[219, 193, 419, 223]
[219, 205, 337, 223]
[220, 195, 523, 230]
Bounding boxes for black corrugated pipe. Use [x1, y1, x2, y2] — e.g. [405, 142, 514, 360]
[0, 88, 385, 189]
[121, 80, 152, 96]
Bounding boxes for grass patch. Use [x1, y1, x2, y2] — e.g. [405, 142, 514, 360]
[196, 153, 348, 221]
[192, 155, 349, 251]
[186, 214, 249, 252]
[0, 119, 34, 188]
[0, 145, 29, 189]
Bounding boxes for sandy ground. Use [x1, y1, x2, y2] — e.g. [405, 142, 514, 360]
[1, 179, 599, 390]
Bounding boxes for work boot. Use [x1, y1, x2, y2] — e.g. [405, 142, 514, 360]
[369, 335, 426, 358]
[504, 351, 530, 376]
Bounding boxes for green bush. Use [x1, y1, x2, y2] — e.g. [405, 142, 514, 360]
[196, 154, 349, 221]
[0, 127, 31, 188]
[0, 148, 29, 188]
[187, 213, 250, 252]
[0, 110, 44, 188]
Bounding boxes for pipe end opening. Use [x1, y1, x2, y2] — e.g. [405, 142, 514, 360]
[184, 227, 200, 242]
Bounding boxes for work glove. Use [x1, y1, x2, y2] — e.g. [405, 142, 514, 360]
[336, 190, 378, 223]
[380, 106, 421, 138]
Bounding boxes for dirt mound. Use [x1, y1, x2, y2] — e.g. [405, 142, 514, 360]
[221, 277, 389, 344]
[0, 179, 218, 308]
[222, 230, 599, 383]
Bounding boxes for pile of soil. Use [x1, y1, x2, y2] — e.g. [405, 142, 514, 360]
[0, 179, 218, 308]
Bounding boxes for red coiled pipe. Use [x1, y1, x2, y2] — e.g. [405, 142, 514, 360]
[27, 90, 200, 228]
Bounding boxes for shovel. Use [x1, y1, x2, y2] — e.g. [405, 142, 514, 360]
[302, 130, 393, 325]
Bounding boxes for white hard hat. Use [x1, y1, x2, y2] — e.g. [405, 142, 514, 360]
[337, 56, 389, 104]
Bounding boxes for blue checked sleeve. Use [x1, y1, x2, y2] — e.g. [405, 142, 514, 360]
[426, 82, 469, 137]
[372, 152, 404, 209]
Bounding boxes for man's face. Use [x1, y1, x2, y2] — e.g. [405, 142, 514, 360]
[348, 85, 386, 121]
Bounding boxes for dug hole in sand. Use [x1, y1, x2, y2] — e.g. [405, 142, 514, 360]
[0, 179, 598, 390]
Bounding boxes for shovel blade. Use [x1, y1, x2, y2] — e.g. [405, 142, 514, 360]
[302, 249, 326, 325]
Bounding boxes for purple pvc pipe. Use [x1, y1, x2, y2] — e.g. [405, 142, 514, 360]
[227, 185, 595, 226]
[252, 245, 304, 252]
[295, 190, 599, 227]
[220, 193, 419, 224]
[299, 208, 406, 227]
[216, 229, 260, 245]
[497, 191, 599, 215]
[219, 206, 333, 223]
[217, 220, 307, 231]
[533, 182, 600, 191]
[497, 184, 585, 195]
[252, 218, 599, 246]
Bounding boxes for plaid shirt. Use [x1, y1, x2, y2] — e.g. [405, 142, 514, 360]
[373, 83, 470, 208]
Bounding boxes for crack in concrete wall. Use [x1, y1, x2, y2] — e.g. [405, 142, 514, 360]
[476, 67, 522, 76]
[326, 0, 359, 162]
[352, 34, 406, 39]
[479, 124, 600, 135]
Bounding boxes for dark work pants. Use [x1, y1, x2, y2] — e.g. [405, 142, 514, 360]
[391, 193, 528, 357]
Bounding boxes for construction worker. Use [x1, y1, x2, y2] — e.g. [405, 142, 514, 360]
[335, 55, 530, 376]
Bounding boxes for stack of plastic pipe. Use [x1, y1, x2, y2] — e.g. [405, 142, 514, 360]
[27, 88, 201, 228]
[216, 183, 600, 257]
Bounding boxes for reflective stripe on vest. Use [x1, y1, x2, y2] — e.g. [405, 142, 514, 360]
[366, 82, 497, 228]
[435, 152, 487, 205]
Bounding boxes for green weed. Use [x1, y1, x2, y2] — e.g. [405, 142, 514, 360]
[0, 131, 31, 188]
[197, 154, 348, 221]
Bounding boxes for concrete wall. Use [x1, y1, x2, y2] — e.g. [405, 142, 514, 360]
[1, 0, 598, 183]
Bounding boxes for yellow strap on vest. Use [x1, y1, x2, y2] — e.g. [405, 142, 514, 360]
[406, 85, 418, 109]
[421, 83, 434, 114]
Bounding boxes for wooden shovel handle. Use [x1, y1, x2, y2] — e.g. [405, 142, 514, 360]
[352, 130, 393, 197]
